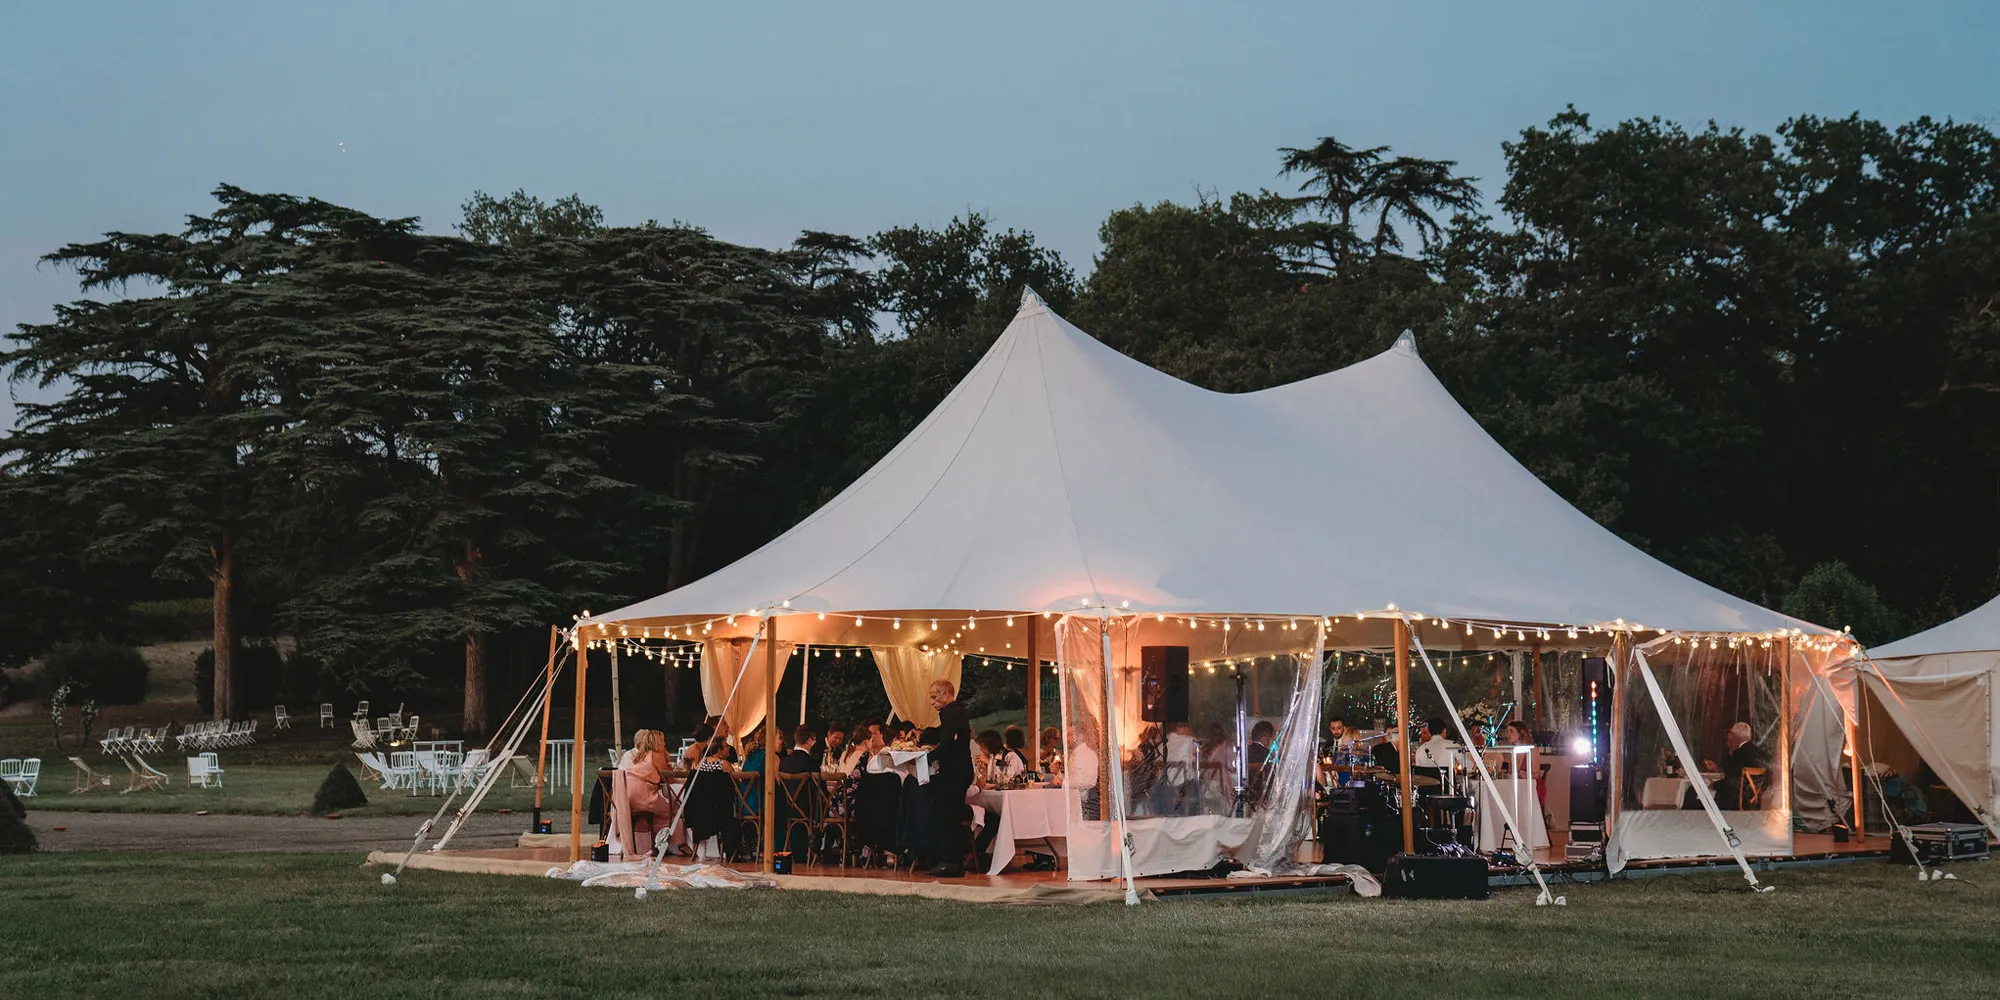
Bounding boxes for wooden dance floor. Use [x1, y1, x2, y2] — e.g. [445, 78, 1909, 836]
[367, 832, 1891, 903]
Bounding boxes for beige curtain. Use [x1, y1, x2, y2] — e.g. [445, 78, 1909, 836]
[1859, 655, 1997, 836]
[702, 637, 795, 738]
[870, 645, 964, 728]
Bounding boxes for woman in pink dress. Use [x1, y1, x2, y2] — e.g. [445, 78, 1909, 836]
[621, 729, 676, 835]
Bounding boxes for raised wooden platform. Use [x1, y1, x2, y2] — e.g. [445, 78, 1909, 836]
[364, 845, 1356, 904]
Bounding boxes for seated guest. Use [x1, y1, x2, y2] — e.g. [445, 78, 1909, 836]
[821, 725, 848, 772]
[739, 732, 767, 816]
[680, 720, 716, 769]
[1001, 726, 1029, 775]
[1712, 721, 1773, 808]
[619, 729, 676, 842]
[891, 720, 918, 743]
[974, 730, 1006, 786]
[838, 724, 874, 773]
[1247, 720, 1276, 765]
[1322, 716, 1354, 754]
[1040, 727, 1063, 772]
[781, 726, 820, 774]
[683, 730, 741, 858]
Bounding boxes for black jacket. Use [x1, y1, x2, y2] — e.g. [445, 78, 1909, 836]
[928, 700, 974, 785]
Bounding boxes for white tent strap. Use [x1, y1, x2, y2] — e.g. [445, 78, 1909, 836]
[406, 641, 569, 864]
[1629, 647, 1765, 890]
[1408, 630, 1556, 905]
[645, 613, 769, 882]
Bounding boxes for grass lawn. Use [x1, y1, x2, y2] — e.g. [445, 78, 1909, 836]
[2, 853, 1996, 999]
[2, 710, 579, 815]
[21, 762, 550, 816]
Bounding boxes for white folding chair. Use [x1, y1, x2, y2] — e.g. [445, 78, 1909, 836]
[387, 751, 417, 791]
[375, 717, 395, 740]
[14, 758, 39, 796]
[273, 705, 292, 731]
[320, 703, 335, 729]
[0, 758, 21, 792]
[354, 700, 371, 722]
[70, 757, 114, 793]
[350, 720, 379, 751]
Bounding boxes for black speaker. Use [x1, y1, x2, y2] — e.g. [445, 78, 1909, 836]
[1569, 762, 1606, 824]
[1385, 853, 1489, 899]
[1140, 646, 1190, 722]
[1321, 806, 1398, 873]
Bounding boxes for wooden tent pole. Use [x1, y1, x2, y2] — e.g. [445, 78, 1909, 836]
[531, 626, 559, 831]
[568, 633, 589, 861]
[1394, 618, 1414, 855]
[1847, 660, 1866, 841]
[763, 616, 779, 873]
[1608, 631, 1628, 842]
[1530, 644, 1544, 736]
[610, 641, 623, 754]
[1025, 621, 1041, 771]
[1778, 639, 1793, 826]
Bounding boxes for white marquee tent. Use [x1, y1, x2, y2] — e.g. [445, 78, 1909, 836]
[573, 292, 1855, 886]
[1851, 594, 2000, 838]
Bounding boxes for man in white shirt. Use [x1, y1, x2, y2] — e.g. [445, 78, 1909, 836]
[1412, 717, 1457, 776]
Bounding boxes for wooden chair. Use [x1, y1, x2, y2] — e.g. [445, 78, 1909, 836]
[732, 775, 765, 863]
[778, 774, 821, 864]
[319, 703, 335, 729]
[1738, 767, 1766, 810]
[818, 776, 852, 867]
[69, 757, 113, 793]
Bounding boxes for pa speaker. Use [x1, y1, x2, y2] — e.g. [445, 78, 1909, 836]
[1385, 853, 1489, 900]
[1140, 646, 1189, 722]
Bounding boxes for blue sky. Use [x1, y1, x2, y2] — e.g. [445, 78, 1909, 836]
[4, 2, 1995, 427]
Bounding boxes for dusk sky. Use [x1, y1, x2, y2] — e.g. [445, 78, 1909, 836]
[5, 2, 1995, 428]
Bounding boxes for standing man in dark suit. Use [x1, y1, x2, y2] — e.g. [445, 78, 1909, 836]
[926, 679, 973, 878]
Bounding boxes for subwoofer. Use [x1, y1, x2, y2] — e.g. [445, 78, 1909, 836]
[1385, 853, 1489, 900]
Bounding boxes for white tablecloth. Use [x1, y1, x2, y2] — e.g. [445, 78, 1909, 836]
[869, 749, 932, 784]
[1475, 779, 1549, 852]
[1641, 776, 1692, 809]
[973, 788, 1067, 875]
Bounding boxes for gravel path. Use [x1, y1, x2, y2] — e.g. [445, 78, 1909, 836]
[24, 809, 542, 853]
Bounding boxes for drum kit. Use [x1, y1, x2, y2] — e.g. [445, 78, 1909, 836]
[1319, 740, 1480, 858]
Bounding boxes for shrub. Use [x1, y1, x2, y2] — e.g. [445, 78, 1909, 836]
[39, 640, 150, 705]
[0, 782, 33, 854]
[311, 764, 369, 813]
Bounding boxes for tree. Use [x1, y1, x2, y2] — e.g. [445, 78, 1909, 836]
[3, 187, 379, 717]
[457, 189, 604, 248]
[1276, 136, 1481, 275]
[1782, 561, 1899, 644]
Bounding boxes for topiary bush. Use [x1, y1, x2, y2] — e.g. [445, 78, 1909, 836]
[39, 640, 150, 705]
[311, 764, 369, 813]
[0, 781, 34, 854]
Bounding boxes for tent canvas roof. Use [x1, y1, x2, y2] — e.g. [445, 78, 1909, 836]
[587, 293, 1820, 640]
[1869, 594, 2000, 659]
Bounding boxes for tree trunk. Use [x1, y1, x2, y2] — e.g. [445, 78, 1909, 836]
[212, 532, 235, 721]
[463, 631, 490, 738]
[455, 539, 489, 737]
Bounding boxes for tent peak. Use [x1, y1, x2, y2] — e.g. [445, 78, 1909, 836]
[1392, 330, 1419, 358]
[1019, 286, 1049, 313]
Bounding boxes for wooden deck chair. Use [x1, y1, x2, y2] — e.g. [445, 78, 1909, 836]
[69, 757, 113, 793]
[121, 754, 168, 793]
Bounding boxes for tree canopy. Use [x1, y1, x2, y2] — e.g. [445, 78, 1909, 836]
[6, 109, 1997, 732]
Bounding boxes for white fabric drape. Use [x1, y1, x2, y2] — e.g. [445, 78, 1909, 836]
[1859, 657, 1997, 836]
[702, 638, 795, 737]
[870, 646, 963, 728]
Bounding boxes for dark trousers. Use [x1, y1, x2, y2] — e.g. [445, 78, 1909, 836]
[929, 781, 970, 870]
